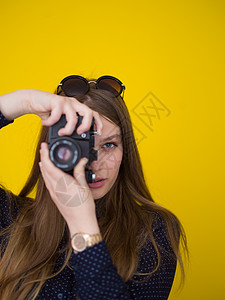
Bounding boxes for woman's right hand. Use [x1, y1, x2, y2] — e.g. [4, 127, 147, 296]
[0, 89, 102, 135]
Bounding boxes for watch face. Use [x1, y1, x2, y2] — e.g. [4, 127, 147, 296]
[72, 233, 87, 252]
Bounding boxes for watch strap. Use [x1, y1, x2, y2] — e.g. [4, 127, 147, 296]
[71, 232, 103, 253]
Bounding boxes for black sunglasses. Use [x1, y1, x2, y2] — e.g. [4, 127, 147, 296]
[57, 75, 125, 98]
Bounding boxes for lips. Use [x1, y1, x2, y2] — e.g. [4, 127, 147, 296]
[94, 177, 105, 182]
[88, 177, 106, 189]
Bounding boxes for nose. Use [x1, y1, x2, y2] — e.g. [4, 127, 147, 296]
[89, 159, 101, 172]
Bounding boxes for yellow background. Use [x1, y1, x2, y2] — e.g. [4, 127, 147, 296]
[0, 0, 225, 299]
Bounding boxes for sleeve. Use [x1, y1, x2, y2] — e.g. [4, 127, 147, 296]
[0, 187, 12, 257]
[0, 188, 14, 232]
[0, 112, 15, 232]
[0, 111, 14, 129]
[70, 215, 177, 300]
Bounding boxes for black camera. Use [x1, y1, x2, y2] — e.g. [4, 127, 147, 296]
[48, 114, 98, 183]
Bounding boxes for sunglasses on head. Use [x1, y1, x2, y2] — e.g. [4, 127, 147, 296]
[57, 75, 125, 98]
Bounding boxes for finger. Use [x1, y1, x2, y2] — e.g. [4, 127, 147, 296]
[73, 157, 89, 186]
[41, 106, 62, 127]
[39, 161, 54, 192]
[40, 142, 65, 180]
[92, 111, 103, 136]
[76, 109, 103, 135]
[74, 107, 94, 135]
[41, 97, 79, 136]
[40, 142, 85, 191]
[77, 114, 93, 135]
[58, 110, 78, 136]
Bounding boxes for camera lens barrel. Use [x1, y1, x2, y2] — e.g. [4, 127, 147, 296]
[49, 138, 81, 171]
[48, 114, 98, 183]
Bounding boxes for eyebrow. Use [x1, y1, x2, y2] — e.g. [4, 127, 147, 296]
[100, 134, 121, 143]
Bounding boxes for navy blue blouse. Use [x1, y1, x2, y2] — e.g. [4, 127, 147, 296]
[0, 112, 176, 299]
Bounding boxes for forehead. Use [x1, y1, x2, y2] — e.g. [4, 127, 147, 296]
[102, 117, 120, 132]
[96, 116, 121, 140]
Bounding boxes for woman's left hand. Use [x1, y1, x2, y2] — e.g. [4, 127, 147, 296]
[39, 142, 100, 237]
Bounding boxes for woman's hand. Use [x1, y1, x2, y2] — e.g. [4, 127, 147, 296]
[0, 89, 103, 136]
[39, 142, 100, 237]
[0, 88, 102, 235]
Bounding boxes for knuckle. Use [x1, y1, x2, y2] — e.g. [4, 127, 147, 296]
[81, 105, 93, 114]
[69, 115, 78, 124]
[57, 97, 65, 106]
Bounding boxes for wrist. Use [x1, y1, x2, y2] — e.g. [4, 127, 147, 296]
[67, 215, 100, 238]
[21, 89, 36, 115]
[69, 223, 101, 238]
[0, 89, 30, 120]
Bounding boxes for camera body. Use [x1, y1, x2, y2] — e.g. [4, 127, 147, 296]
[48, 114, 98, 183]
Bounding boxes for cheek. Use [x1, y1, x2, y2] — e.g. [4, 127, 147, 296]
[105, 151, 123, 176]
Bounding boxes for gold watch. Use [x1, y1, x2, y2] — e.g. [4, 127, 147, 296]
[71, 232, 103, 253]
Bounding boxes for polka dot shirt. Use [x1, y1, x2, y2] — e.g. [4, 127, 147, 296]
[0, 112, 177, 299]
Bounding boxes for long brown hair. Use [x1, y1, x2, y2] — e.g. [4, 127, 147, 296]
[0, 86, 188, 299]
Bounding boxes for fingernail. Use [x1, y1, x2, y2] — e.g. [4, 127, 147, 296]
[77, 129, 82, 135]
[58, 129, 63, 136]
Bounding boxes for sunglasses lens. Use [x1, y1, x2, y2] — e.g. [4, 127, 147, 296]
[97, 78, 122, 96]
[62, 78, 88, 97]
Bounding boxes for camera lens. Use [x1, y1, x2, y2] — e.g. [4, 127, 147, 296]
[49, 139, 81, 171]
[55, 146, 73, 162]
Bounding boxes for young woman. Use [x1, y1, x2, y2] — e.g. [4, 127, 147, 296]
[0, 75, 188, 299]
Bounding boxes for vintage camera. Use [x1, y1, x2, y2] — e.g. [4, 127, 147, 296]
[48, 114, 98, 183]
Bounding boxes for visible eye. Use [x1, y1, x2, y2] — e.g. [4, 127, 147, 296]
[102, 142, 118, 150]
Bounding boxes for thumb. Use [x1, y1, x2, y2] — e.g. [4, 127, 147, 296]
[73, 157, 89, 186]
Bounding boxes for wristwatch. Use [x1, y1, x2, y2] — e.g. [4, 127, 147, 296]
[71, 232, 103, 253]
